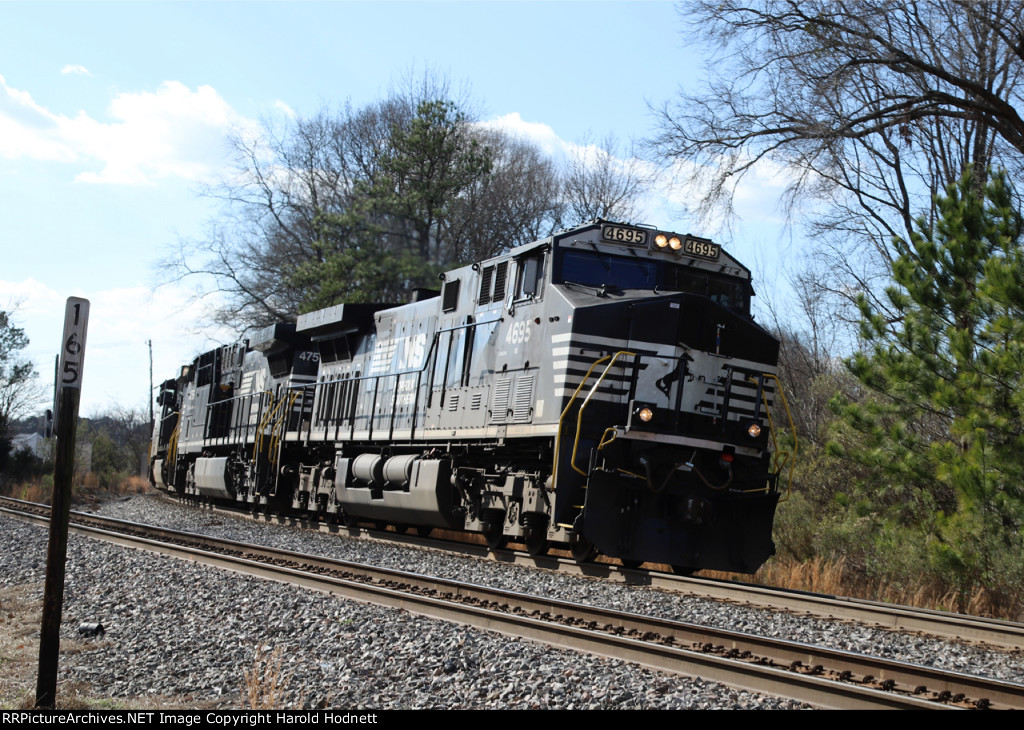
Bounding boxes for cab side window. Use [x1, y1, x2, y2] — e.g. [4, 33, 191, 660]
[515, 252, 545, 300]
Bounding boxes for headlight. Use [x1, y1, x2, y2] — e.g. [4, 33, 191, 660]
[747, 423, 762, 438]
[654, 234, 668, 248]
[668, 236, 682, 250]
[632, 403, 656, 425]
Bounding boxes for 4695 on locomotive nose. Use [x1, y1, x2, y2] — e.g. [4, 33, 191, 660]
[150, 220, 794, 574]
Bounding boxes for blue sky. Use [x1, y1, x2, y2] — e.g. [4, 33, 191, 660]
[0, 1, 793, 417]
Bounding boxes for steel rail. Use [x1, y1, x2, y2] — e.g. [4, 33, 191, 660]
[231, 500, 1024, 650]
[6, 493, 1024, 650]
[5, 501, 1023, 709]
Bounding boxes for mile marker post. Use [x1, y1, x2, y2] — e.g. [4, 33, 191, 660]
[35, 296, 89, 708]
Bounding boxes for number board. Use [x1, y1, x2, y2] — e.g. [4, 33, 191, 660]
[601, 225, 646, 245]
[58, 297, 90, 389]
[684, 238, 721, 261]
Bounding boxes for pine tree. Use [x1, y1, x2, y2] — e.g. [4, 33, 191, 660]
[365, 99, 492, 265]
[833, 170, 1024, 593]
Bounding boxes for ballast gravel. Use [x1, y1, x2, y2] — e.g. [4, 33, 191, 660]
[2, 493, 1022, 708]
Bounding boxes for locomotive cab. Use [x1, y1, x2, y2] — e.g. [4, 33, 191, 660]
[544, 222, 786, 572]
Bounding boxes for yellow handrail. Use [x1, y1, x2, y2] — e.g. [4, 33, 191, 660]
[753, 373, 797, 502]
[267, 391, 299, 470]
[251, 390, 277, 461]
[552, 355, 614, 486]
[166, 415, 181, 476]
[569, 351, 635, 476]
[597, 427, 618, 451]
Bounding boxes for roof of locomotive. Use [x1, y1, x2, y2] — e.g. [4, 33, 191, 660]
[300, 220, 757, 329]
[542, 220, 752, 282]
[296, 302, 397, 338]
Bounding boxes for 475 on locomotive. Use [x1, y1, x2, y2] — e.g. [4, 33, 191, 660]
[150, 220, 794, 574]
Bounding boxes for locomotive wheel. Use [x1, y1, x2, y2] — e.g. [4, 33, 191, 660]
[340, 511, 358, 528]
[416, 526, 433, 537]
[374, 521, 388, 532]
[393, 524, 409, 535]
[524, 530, 549, 557]
[569, 532, 598, 563]
[620, 559, 643, 570]
[483, 521, 508, 551]
[672, 565, 696, 577]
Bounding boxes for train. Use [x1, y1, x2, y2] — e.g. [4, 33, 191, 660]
[149, 220, 793, 574]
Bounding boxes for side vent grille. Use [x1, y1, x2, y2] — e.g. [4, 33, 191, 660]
[478, 266, 493, 305]
[490, 377, 512, 423]
[512, 375, 535, 423]
[493, 261, 508, 302]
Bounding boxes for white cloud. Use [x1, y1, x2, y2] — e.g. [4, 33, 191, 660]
[478, 112, 571, 159]
[61, 64, 92, 76]
[477, 110, 798, 245]
[0, 77, 80, 163]
[0, 278, 64, 313]
[0, 74, 258, 185]
[0, 278, 235, 414]
[273, 99, 296, 119]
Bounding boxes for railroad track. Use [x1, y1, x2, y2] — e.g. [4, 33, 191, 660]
[4, 497, 1023, 709]
[190, 496, 1024, 651]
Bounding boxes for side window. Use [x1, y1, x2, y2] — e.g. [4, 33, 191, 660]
[470, 319, 499, 380]
[442, 279, 461, 312]
[444, 330, 464, 389]
[708, 277, 750, 314]
[515, 253, 544, 300]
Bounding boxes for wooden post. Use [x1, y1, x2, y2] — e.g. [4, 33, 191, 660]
[35, 296, 89, 709]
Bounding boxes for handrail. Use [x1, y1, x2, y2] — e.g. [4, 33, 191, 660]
[166, 414, 181, 476]
[289, 332, 442, 438]
[251, 390, 276, 461]
[288, 318, 499, 440]
[754, 373, 797, 502]
[205, 389, 268, 444]
[570, 351, 636, 475]
[552, 354, 614, 487]
[267, 391, 298, 470]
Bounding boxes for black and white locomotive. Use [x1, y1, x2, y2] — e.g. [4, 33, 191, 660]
[150, 220, 792, 574]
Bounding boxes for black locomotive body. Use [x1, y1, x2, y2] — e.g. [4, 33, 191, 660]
[151, 221, 791, 573]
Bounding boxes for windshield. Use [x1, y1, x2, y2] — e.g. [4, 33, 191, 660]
[558, 250, 750, 314]
[560, 250, 658, 289]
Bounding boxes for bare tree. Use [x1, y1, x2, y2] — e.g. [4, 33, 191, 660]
[448, 129, 564, 262]
[162, 72, 568, 330]
[0, 309, 45, 468]
[650, 0, 1024, 319]
[563, 134, 651, 225]
[162, 109, 357, 331]
[99, 404, 151, 477]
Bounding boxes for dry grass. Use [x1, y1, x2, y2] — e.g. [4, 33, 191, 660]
[704, 556, 1024, 621]
[1, 472, 156, 507]
[119, 475, 151, 494]
[0, 584, 211, 710]
[243, 645, 292, 709]
[750, 556, 848, 597]
[9, 479, 51, 504]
